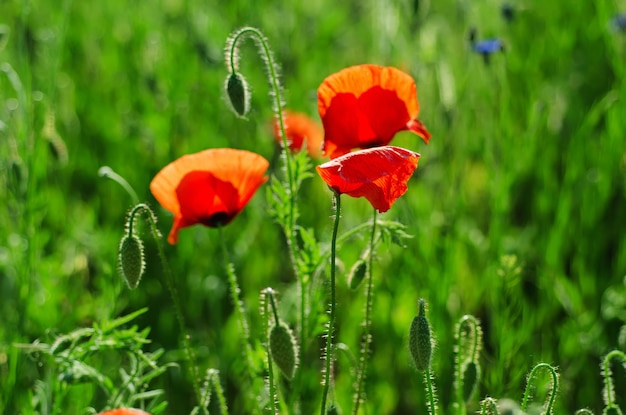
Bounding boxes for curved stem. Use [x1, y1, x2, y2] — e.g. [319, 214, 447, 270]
[602, 350, 626, 408]
[132, 203, 205, 414]
[321, 192, 341, 415]
[227, 27, 294, 233]
[99, 166, 139, 205]
[227, 25, 304, 374]
[521, 362, 559, 415]
[352, 209, 378, 415]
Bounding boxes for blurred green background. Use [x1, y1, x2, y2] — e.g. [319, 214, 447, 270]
[1, 0, 626, 413]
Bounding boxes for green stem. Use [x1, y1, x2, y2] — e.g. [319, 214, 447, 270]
[227, 25, 304, 377]
[602, 350, 626, 409]
[521, 362, 559, 415]
[218, 226, 254, 374]
[321, 192, 342, 415]
[424, 370, 438, 415]
[132, 203, 205, 414]
[264, 289, 279, 415]
[209, 369, 229, 415]
[267, 289, 281, 326]
[227, 27, 294, 237]
[454, 314, 481, 412]
[98, 166, 140, 205]
[352, 209, 378, 415]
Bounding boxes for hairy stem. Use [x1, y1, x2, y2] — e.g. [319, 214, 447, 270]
[352, 209, 378, 415]
[321, 192, 342, 415]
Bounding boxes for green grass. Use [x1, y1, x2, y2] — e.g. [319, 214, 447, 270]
[1, 0, 626, 414]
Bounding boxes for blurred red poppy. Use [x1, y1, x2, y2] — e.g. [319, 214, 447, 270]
[316, 146, 420, 213]
[273, 110, 323, 158]
[318, 64, 430, 159]
[150, 148, 269, 244]
[97, 409, 151, 415]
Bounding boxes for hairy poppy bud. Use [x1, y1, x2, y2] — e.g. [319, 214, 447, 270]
[269, 322, 298, 380]
[347, 259, 367, 290]
[0, 24, 9, 52]
[118, 234, 145, 289]
[462, 360, 480, 402]
[326, 405, 340, 415]
[225, 72, 250, 117]
[409, 299, 432, 371]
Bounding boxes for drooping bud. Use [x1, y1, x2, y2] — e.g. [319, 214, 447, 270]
[118, 233, 145, 289]
[462, 360, 480, 402]
[347, 259, 367, 290]
[225, 72, 250, 117]
[409, 298, 432, 371]
[269, 322, 298, 380]
[0, 24, 9, 52]
[326, 404, 340, 415]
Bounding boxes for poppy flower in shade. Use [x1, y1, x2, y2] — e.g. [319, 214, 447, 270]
[273, 110, 323, 158]
[97, 409, 151, 415]
[317, 64, 430, 159]
[316, 146, 420, 213]
[150, 148, 269, 244]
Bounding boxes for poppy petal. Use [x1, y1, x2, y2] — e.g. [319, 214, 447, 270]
[150, 148, 269, 244]
[318, 65, 428, 158]
[97, 409, 152, 415]
[316, 146, 420, 213]
[273, 110, 324, 157]
[406, 119, 431, 143]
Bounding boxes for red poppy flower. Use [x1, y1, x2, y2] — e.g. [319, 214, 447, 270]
[97, 409, 151, 415]
[317, 64, 431, 159]
[316, 146, 420, 213]
[150, 148, 269, 244]
[273, 110, 323, 158]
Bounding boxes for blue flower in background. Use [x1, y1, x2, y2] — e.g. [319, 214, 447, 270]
[469, 28, 505, 64]
[611, 13, 626, 32]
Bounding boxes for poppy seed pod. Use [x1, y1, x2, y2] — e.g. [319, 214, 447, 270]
[409, 299, 432, 371]
[118, 234, 145, 289]
[269, 322, 298, 380]
[226, 72, 250, 117]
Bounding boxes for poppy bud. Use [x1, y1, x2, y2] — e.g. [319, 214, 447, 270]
[409, 299, 432, 371]
[225, 71, 250, 117]
[0, 24, 9, 52]
[118, 234, 145, 289]
[326, 404, 340, 415]
[269, 322, 298, 380]
[347, 259, 367, 290]
[462, 360, 480, 402]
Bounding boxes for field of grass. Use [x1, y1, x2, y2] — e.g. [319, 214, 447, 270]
[1, 0, 626, 414]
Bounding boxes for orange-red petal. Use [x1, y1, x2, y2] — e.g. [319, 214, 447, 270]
[318, 64, 429, 159]
[97, 409, 152, 415]
[273, 110, 323, 158]
[316, 146, 420, 213]
[150, 148, 269, 244]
